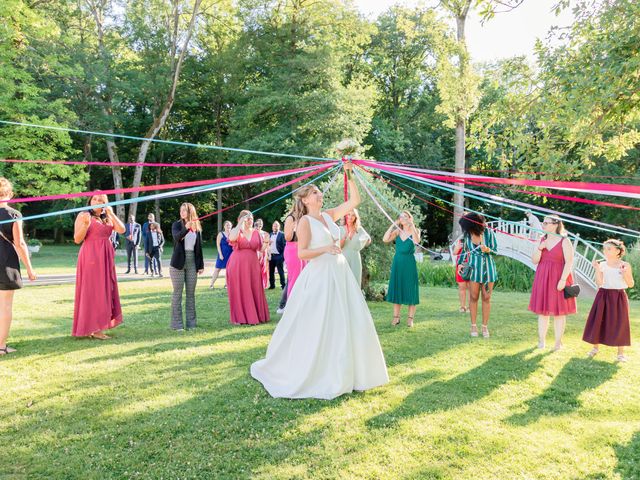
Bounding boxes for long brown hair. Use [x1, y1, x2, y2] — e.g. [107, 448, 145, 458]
[180, 203, 202, 232]
[290, 184, 317, 219]
[86, 193, 110, 223]
[543, 214, 567, 238]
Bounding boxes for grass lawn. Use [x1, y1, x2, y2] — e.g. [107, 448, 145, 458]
[27, 244, 201, 275]
[2, 283, 639, 479]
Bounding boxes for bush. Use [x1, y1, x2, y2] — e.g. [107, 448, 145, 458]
[415, 256, 535, 293]
[625, 246, 639, 300]
[27, 238, 43, 247]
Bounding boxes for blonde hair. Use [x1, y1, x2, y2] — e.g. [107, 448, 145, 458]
[238, 209, 252, 221]
[347, 209, 362, 230]
[604, 239, 626, 258]
[291, 184, 317, 219]
[180, 203, 202, 232]
[543, 215, 567, 237]
[400, 210, 414, 224]
[0, 177, 13, 200]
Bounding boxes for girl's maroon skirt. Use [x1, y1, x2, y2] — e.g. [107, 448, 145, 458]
[582, 288, 630, 347]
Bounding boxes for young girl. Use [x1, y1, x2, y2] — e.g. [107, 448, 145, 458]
[583, 239, 634, 362]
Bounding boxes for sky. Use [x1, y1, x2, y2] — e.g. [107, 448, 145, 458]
[353, 0, 575, 63]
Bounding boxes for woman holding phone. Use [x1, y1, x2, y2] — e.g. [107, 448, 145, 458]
[72, 194, 125, 339]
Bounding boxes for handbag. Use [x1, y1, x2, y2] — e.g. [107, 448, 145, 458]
[563, 284, 580, 299]
[458, 241, 474, 281]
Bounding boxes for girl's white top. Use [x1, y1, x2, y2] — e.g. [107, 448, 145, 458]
[599, 262, 628, 289]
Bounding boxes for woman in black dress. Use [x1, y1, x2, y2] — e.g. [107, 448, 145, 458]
[0, 178, 36, 355]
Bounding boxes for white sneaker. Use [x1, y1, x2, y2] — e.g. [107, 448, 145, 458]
[276, 308, 285, 315]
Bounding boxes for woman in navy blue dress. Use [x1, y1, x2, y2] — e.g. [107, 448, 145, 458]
[210, 220, 233, 288]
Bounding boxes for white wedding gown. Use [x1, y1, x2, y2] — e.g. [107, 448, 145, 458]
[251, 212, 389, 400]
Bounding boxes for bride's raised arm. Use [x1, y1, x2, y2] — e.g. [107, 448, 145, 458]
[324, 160, 360, 222]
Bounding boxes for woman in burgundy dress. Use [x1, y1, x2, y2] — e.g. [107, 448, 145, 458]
[72, 194, 125, 339]
[528, 215, 576, 351]
[226, 210, 270, 325]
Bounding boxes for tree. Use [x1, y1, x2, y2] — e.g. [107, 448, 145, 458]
[365, 6, 453, 168]
[124, 0, 203, 220]
[319, 170, 424, 298]
[437, 0, 480, 239]
[0, 0, 88, 233]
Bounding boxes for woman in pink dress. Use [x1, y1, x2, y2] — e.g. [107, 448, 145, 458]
[255, 218, 270, 289]
[283, 201, 306, 297]
[528, 215, 577, 350]
[226, 210, 270, 325]
[72, 194, 125, 339]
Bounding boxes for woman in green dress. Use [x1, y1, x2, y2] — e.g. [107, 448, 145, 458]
[383, 211, 421, 327]
[339, 209, 371, 288]
[457, 212, 498, 338]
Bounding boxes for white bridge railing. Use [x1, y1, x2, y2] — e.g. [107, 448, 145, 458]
[450, 219, 603, 292]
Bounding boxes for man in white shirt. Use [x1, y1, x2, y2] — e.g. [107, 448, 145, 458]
[268, 221, 285, 290]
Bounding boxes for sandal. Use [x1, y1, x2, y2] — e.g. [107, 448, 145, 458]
[0, 345, 16, 355]
[470, 325, 478, 337]
[391, 315, 400, 326]
[407, 316, 414, 328]
[459, 306, 466, 313]
[616, 354, 628, 363]
[89, 333, 111, 340]
[482, 325, 490, 338]
[587, 348, 599, 358]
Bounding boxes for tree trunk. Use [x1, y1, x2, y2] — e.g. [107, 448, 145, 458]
[128, 0, 202, 220]
[105, 135, 126, 221]
[452, 13, 468, 240]
[83, 134, 93, 190]
[89, 1, 125, 221]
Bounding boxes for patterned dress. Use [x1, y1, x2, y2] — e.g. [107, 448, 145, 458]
[461, 230, 498, 285]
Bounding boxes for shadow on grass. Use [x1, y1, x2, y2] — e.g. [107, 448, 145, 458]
[0, 340, 350, 479]
[615, 430, 640, 480]
[506, 357, 618, 426]
[367, 348, 544, 429]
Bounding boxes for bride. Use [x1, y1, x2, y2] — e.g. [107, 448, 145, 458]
[251, 161, 389, 399]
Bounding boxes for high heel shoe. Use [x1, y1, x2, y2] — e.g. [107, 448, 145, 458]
[391, 315, 400, 326]
[407, 316, 414, 328]
[470, 325, 478, 337]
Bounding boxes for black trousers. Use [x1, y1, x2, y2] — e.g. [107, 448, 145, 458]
[269, 254, 285, 288]
[126, 242, 138, 271]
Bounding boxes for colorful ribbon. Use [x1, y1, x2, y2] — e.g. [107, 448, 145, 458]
[0, 120, 336, 162]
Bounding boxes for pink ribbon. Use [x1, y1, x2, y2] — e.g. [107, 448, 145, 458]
[198, 163, 335, 220]
[355, 160, 640, 199]
[0, 158, 311, 168]
[8, 164, 331, 204]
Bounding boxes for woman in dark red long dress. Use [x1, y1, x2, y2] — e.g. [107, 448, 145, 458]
[528, 215, 576, 351]
[72, 194, 125, 339]
[226, 210, 270, 325]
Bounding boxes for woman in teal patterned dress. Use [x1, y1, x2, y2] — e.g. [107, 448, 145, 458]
[457, 213, 498, 338]
[383, 211, 421, 327]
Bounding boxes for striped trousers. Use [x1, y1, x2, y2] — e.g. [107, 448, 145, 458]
[170, 251, 198, 330]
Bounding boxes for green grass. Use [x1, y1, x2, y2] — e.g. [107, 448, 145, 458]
[27, 244, 187, 275]
[2, 283, 639, 479]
